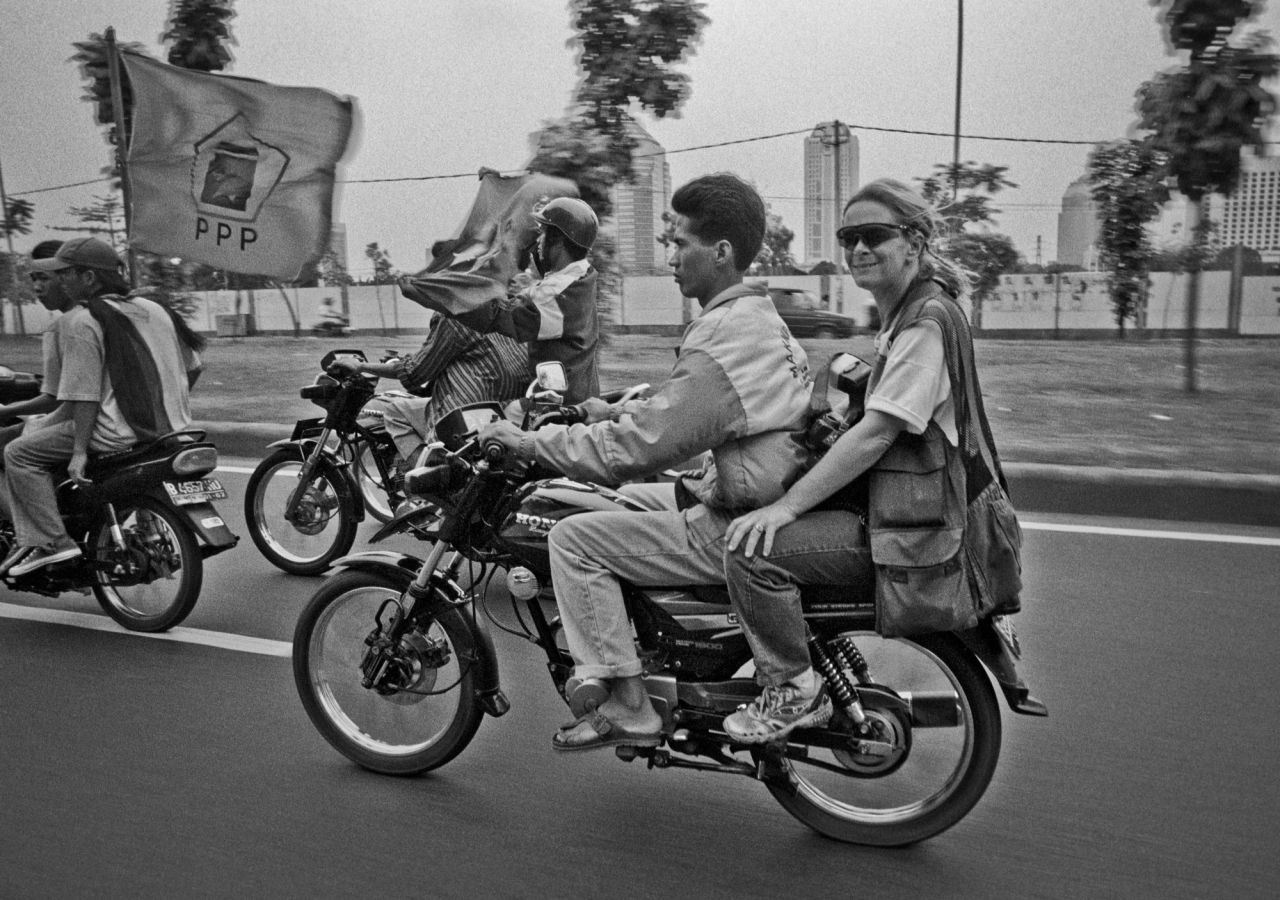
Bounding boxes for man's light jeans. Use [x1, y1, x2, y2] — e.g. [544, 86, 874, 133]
[547, 482, 733, 680]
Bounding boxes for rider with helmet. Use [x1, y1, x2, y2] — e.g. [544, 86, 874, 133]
[415, 196, 601, 405]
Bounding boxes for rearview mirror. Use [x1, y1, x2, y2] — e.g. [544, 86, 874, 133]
[535, 361, 568, 394]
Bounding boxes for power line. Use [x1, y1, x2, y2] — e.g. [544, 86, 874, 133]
[8, 122, 1120, 197]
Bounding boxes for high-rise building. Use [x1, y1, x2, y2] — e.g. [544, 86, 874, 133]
[1056, 176, 1099, 268]
[613, 121, 671, 275]
[803, 121, 858, 264]
[1058, 149, 1280, 269]
[1206, 148, 1280, 262]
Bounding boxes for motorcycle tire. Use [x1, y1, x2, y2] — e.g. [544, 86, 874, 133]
[293, 569, 484, 775]
[244, 448, 359, 576]
[756, 630, 1001, 847]
[89, 495, 202, 633]
[352, 438, 399, 524]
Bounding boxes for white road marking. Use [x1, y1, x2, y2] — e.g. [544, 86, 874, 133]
[0, 602, 292, 657]
[1021, 521, 1280, 547]
[6, 471, 1273, 656]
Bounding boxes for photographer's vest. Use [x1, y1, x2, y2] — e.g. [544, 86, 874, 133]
[865, 278, 1023, 635]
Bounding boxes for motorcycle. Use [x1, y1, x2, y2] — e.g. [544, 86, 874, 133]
[292, 363, 1046, 846]
[0, 364, 239, 632]
[244, 349, 406, 576]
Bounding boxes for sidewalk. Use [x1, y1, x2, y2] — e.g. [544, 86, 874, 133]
[199, 420, 1280, 529]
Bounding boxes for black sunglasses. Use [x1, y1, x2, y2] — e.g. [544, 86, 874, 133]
[836, 222, 909, 250]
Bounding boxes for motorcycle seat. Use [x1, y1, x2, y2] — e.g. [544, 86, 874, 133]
[85, 430, 209, 476]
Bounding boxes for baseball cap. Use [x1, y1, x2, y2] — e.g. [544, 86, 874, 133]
[29, 236, 122, 273]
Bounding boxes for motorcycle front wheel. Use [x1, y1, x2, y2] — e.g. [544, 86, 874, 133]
[89, 495, 202, 632]
[757, 630, 1001, 847]
[244, 449, 359, 575]
[293, 570, 484, 775]
[352, 437, 398, 523]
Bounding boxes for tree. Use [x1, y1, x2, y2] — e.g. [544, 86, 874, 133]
[948, 233, 1020, 322]
[567, 0, 710, 181]
[363, 243, 398, 285]
[53, 194, 127, 249]
[750, 207, 797, 275]
[1138, 0, 1278, 390]
[70, 33, 147, 176]
[1085, 139, 1170, 337]
[318, 248, 355, 287]
[2, 197, 35, 238]
[916, 161, 1022, 320]
[162, 0, 237, 72]
[916, 161, 1018, 233]
[527, 1, 709, 332]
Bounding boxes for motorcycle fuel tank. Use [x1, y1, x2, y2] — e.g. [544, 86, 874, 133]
[498, 478, 648, 573]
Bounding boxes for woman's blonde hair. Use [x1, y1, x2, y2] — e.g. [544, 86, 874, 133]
[843, 178, 973, 305]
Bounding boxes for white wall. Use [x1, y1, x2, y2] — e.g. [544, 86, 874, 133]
[6, 273, 1279, 337]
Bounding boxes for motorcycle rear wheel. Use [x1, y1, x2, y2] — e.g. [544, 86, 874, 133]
[757, 631, 1001, 847]
[245, 448, 359, 575]
[293, 570, 483, 775]
[89, 495, 202, 632]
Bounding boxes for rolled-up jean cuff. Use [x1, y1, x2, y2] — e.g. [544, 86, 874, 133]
[573, 661, 644, 680]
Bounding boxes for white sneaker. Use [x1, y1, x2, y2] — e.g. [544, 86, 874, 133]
[722, 681, 833, 744]
[10, 546, 83, 577]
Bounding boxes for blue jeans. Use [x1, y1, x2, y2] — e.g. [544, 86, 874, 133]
[1, 419, 79, 551]
[724, 510, 873, 686]
[548, 483, 733, 680]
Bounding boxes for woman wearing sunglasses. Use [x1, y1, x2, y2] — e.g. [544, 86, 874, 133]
[719, 178, 1019, 744]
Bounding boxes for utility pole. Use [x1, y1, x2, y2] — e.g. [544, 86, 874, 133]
[952, 0, 964, 207]
[0, 153, 26, 335]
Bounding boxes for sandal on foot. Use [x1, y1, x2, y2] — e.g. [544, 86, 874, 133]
[551, 711, 661, 753]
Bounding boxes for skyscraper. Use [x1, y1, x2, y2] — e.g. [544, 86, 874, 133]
[1056, 176, 1100, 268]
[803, 121, 858, 264]
[612, 120, 672, 275]
[1206, 148, 1280, 262]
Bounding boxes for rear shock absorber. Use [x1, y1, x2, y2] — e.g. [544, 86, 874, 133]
[808, 633, 867, 724]
[830, 635, 871, 685]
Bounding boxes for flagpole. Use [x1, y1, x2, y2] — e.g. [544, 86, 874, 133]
[105, 26, 138, 288]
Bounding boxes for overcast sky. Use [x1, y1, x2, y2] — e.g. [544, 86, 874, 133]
[3, 0, 1277, 276]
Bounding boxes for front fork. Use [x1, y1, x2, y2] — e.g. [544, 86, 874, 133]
[284, 426, 336, 522]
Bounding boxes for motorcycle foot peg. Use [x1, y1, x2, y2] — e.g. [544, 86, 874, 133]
[566, 676, 610, 718]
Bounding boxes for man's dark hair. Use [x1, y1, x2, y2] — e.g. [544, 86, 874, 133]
[670, 173, 766, 271]
[30, 240, 63, 260]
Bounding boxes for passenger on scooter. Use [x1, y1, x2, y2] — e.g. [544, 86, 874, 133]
[401, 196, 601, 405]
[328, 314, 531, 469]
[0, 238, 203, 578]
[478, 173, 812, 752]
[720, 178, 1020, 743]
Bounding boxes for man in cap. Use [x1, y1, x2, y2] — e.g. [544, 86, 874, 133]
[0, 237, 202, 577]
[0, 241, 70, 451]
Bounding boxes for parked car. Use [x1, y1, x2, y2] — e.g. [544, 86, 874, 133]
[767, 287, 858, 339]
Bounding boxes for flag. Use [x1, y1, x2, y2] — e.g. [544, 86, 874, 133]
[121, 51, 355, 280]
[398, 170, 578, 316]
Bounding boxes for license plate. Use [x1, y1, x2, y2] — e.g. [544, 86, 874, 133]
[163, 478, 228, 505]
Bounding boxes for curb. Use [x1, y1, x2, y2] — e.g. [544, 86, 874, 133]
[196, 421, 1280, 529]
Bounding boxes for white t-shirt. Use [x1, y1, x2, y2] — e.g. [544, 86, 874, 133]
[865, 318, 958, 446]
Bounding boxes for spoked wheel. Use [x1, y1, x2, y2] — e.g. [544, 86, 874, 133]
[756, 631, 1001, 846]
[89, 495, 202, 632]
[352, 438, 400, 523]
[245, 449, 359, 575]
[293, 570, 483, 775]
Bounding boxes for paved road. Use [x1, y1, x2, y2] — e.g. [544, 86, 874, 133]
[2, 464, 1279, 899]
